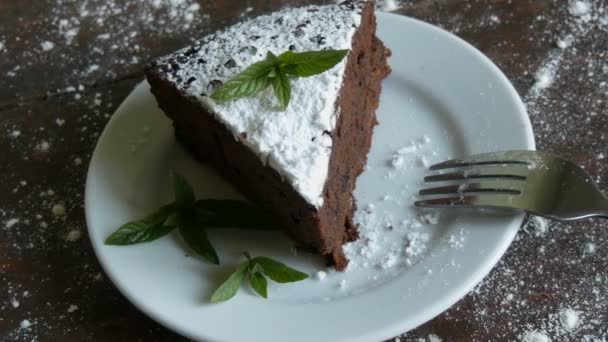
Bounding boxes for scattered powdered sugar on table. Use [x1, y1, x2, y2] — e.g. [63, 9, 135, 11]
[5, 218, 20, 228]
[40, 41, 56, 52]
[1, 1, 606, 340]
[559, 308, 581, 332]
[19, 320, 32, 330]
[569, 1, 592, 17]
[520, 330, 551, 342]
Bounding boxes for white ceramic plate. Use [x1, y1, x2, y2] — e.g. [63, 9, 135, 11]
[86, 13, 534, 342]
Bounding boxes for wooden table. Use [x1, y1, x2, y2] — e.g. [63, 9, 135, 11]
[1, 1, 606, 341]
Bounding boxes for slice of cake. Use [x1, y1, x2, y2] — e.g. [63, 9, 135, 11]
[146, 0, 390, 270]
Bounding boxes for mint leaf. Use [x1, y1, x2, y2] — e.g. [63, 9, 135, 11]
[105, 205, 176, 245]
[279, 49, 349, 77]
[251, 257, 309, 283]
[210, 261, 249, 303]
[179, 214, 219, 264]
[210, 49, 349, 109]
[210, 58, 276, 102]
[248, 263, 268, 298]
[193, 200, 277, 230]
[272, 70, 291, 110]
[266, 51, 280, 63]
[172, 172, 195, 209]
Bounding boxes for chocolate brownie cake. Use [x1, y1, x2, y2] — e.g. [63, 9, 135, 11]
[146, 0, 390, 270]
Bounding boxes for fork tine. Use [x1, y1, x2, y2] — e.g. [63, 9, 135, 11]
[415, 196, 479, 207]
[415, 193, 524, 210]
[429, 151, 539, 171]
[429, 159, 530, 171]
[419, 180, 523, 196]
[424, 167, 528, 182]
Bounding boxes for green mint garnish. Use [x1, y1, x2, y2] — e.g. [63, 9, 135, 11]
[209, 261, 250, 303]
[210, 253, 309, 303]
[210, 49, 350, 110]
[172, 171, 196, 209]
[105, 172, 276, 264]
[104, 204, 176, 245]
[105, 172, 308, 304]
[178, 213, 220, 264]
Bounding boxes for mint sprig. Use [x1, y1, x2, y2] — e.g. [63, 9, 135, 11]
[210, 253, 309, 303]
[105, 172, 308, 303]
[105, 172, 277, 265]
[210, 49, 349, 110]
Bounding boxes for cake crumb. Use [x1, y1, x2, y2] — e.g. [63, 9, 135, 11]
[67, 304, 79, 313]
[314, 271, 327, 281]
[338, 279, 347, 290]
[74, 157, 83, 166]
[56, 118, 65, 126]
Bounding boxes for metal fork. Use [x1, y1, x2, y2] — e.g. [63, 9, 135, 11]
[415, 150, 608, 221]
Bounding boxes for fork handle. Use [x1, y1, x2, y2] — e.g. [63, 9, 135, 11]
[594, 196, 608, 219]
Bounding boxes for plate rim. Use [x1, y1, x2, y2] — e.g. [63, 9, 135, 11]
[85, 12, 535, 342]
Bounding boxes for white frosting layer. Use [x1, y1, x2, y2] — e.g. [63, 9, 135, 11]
[157, 1, 366, 207]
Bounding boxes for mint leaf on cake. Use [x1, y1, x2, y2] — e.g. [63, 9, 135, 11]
[210, 49, 350, 109]
[279, 49, 349, 77]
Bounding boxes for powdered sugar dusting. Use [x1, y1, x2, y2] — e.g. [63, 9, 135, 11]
[154, 1, 367, 207]
[520, 330, 551, 342]
[344, 134, 444, 273]
[40, 41, 55, 52]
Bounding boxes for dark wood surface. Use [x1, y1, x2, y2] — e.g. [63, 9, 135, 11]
[1, 1, 607, 341]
